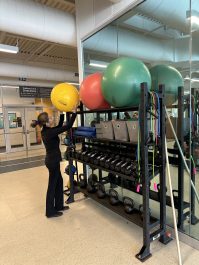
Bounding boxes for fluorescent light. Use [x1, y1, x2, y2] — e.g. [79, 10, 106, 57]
[0, 85, 19, 88]
[89, 60, 109, 69]
[190, 15, 199, 25]
[191, 78, 199, 83]
[186, 10, 199, 31]
[0, 44, 19, 54]
[184, 77, 199, 83]
[68, 82, 80, 85]
[184, 76, 190, 80]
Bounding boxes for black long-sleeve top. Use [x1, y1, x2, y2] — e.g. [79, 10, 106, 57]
[41, 113, 76, 165]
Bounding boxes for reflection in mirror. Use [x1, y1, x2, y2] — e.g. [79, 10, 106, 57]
[189, 0, 199, 240]
[82, 0, 199, 241]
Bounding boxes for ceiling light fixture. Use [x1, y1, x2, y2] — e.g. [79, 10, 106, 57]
[184, 76, 199, 83]
[68, 82, 80, 86]
[0, 44, 19, 54]
[186, 10, 199, 30]
[0, 85, 19, 88]
[89, 60, 109, 69]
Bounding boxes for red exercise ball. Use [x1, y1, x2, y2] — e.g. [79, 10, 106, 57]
[80, 73, 110, 110]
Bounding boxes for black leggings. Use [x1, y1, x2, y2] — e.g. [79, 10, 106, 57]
[46, 162, 63, 216]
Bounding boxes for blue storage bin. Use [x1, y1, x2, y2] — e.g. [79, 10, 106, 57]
[74, 130, 96, 137]
[76, 126, 96, 132]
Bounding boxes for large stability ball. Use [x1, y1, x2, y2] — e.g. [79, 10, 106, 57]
[80, 73, 110, 109]
[101, 57, 151, 107]
[51, 83, 79, 112]
[150, 65, 184, 105]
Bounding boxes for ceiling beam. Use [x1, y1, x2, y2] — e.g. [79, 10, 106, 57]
[0, 32, 6, 43]
[24, 42, 48, 61]
[33, 44, 55, 60]
[55, 0, 75, 8]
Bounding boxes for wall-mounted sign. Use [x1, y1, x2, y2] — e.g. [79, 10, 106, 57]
[19, 86, 52, 98]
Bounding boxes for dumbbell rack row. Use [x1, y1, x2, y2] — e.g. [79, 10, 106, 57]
[72, 156, 159, 182]
[66, 83, 172, 262]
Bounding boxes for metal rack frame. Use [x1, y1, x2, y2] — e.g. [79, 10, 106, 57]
[167, 87, 199, 229]
[66, 83, 172, 261]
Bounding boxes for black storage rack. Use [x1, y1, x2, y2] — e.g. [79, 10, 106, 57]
[167, 87, 199, 230]
[66, 83, 172, 262]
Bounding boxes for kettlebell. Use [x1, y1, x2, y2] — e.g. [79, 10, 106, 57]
[79, 174, 87, 188]
[87, 174, 98, 193]
[109, 189, 119, 205]
[123, 197, 135, 214]
[97, 183, 106, 199]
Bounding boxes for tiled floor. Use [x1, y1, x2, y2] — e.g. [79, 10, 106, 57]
[0, 163, 199, 265]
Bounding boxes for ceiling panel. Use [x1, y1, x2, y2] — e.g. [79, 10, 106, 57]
[34, 0, 76, 14]
[0, 32, 78, 71]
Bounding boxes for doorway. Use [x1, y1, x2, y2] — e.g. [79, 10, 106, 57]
[3, 106, 44, 153]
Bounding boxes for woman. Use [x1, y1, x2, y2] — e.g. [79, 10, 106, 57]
[31, 111, 76, 218]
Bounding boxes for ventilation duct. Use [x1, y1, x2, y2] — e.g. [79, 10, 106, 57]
[84, 26, 174, 62]
[0, 62, 79, 83]
[0, 0, 76, 46]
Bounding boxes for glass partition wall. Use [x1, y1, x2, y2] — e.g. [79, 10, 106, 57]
[81, 0, 199, 241]
[190, 0, 199, 239]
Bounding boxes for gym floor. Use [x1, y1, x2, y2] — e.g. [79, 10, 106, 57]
[0, 162, 199, 265]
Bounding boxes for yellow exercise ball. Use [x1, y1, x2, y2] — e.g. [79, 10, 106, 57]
[51, 83, 79, 112]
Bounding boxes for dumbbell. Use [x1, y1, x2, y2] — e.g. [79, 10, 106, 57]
[78, 174, 87, 188]
[139, 204, 152, 221]
[80, 150, 91, 161]
[83, 150, 93, 162]
[125, 162, 137, 176]
[84, 151, 98, 162]
[120, 158, 132, 174]
[110, 155, 122, 170]
[123, 197, 135, 214]
[114, 157, 126, 172]
[109, 189, 119, 205]
[87, 174, 98, 193]
[93, 153, 104, 165]
[105, 155, 118, 169]
[97, 183, 106, 198]
[99, 154, 110, 167]
[89, 151, 101, 164]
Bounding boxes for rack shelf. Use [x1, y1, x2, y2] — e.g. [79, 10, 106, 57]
[74, 135, 138, 146]
[80, 187, 158, 228]
[74, 105, 139, 114]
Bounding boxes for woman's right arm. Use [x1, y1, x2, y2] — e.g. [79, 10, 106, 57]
[45, 113, 77, 139]
[55, 114, 65, 128]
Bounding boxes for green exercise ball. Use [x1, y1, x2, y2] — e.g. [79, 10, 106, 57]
[101, 57, 151, 107]
[150, 65, 184, 105]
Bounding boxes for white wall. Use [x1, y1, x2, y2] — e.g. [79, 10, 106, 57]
[75, 0, 143, 40]
[0, 87, 34, 108]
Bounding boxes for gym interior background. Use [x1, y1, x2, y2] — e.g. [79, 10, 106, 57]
[1, 0, 199, 264]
